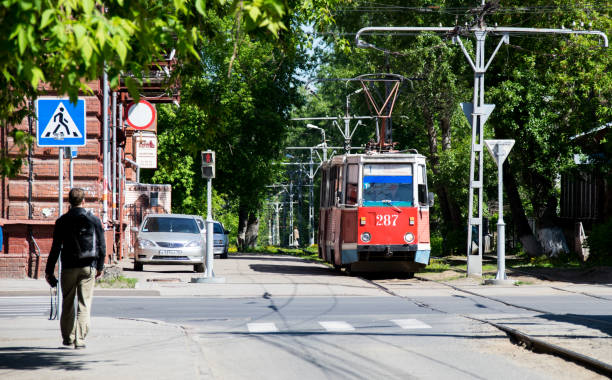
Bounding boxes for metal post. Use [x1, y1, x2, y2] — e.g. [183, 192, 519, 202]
[58, 147, 64, 315]
[355, 23, 608, 277]
[205, 178, 214, 277]
[309, 149, 315, 246]
[275, 203, 280, 245]
[484, 139, 515, 285]
[289, 181, 294, 247]
[496, 155, 505, 277]
[68, 148, 73, 188]
[321, 131, 327, 162]
[192, 175, 225, 283]
[59, 148, 63, 216]
[112, 91, 117, 222]
[465, 31, 486, 276]
[102, 71, 109, 225]
[268, 209, 273, 245]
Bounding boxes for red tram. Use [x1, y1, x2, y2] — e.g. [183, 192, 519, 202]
[318, 151, 433, 273]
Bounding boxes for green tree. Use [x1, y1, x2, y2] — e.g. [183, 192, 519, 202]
[299, 0, 611, 257]
[0, 0, 295, 177]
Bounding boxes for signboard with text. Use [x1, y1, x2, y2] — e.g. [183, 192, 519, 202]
[133, 132, 158, 168]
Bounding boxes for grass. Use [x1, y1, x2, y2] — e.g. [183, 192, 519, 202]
[508, 254, 583, 269]
[96, 276, 138, 288]
[421, 258, 451, 273]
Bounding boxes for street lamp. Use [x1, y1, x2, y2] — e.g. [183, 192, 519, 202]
[306, 124, 327, 161]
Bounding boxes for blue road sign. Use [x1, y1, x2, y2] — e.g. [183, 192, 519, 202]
[36, 98, 86, 147]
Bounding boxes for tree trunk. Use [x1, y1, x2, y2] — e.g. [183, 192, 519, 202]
[440, 116, 452, 151]
[425, 112, 463, 238]
[439, 116, 462, 230]
[236, 204, 249, 252]
[245, 212, 259, 249]
[503, 163, 543, 257]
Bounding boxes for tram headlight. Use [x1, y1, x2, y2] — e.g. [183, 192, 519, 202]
[360, 232, 371, 243]
[404, 232, 415, 244]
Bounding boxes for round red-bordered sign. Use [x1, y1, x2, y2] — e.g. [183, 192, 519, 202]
[126, 100, 156, 130]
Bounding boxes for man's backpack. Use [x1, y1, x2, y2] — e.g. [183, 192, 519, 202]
[71, 213, 97, 260]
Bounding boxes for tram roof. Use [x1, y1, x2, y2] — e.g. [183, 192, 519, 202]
[324, 151, 426, 167]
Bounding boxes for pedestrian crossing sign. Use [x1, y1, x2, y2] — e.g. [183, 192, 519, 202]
[36, 97, 86, 147]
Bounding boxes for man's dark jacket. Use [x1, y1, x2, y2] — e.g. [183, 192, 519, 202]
[45, 207, 106, 275]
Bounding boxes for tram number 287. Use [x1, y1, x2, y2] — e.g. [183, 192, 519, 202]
[376, 214, 398, 226]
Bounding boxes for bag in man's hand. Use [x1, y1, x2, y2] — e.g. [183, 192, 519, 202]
[46, 274, 58, 287]
[72, 213, 97, 259]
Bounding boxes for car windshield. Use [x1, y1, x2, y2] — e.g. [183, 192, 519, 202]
[142, 217, 199, 234]
[363, 176, 413, 206]
[213, 223, 224, 234]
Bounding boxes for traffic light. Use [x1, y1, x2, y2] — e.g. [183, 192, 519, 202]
[201, 150, 215, 179]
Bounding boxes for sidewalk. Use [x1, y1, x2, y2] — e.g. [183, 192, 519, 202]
[0, 316, 200, 379]
[1, 254, 611, 377]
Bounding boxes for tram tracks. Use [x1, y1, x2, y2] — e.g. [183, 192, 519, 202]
[358, 275, 612, 377]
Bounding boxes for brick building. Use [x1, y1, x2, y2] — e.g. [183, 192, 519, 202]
[0, 59, 178, 278]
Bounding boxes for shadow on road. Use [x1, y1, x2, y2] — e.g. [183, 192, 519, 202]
[232, 255, 314, 263]
[537, 314, 612, 336]
[249, 264, 341, 276]
[0, 346, 106, 371]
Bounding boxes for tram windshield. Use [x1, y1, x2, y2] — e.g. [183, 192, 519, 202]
[363, 176, 413, 206]
[362, 163, 413, 206]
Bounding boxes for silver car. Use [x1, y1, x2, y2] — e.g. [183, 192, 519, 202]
[133, 214, 206, 272]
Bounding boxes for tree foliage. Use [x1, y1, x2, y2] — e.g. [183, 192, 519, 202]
[296, 0, 611, 255]
[0, 0, 312, 177]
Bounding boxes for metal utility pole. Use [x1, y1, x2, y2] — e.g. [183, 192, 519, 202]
[308, 150, 315, 246]
[289, 181, 294, 246]
[485, 139, 515, 285]
[192, 151, 224, 284]
[284, 145, 341, 246]
[356, 13, 608, 277]
[293, 116, 374, 153]
[102, 71, 109, 226]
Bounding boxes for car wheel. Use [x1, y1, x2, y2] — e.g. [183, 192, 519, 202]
[134, 261, 143, 272]
[194, 263, 205, 273]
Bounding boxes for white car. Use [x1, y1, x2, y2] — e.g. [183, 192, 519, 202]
[133, 214, 205, 272]
[195, 217, 230, 259]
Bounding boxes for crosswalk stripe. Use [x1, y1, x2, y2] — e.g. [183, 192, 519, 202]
[319, 321, 355, 332]
[391, 319, 432, 329]
[247, 322, 278, 333]
[0, 298, 48, 317]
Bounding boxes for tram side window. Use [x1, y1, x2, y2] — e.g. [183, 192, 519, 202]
[346, 164, 358, 205]
[320, 169, 328, 207]
[418, 164, 428, 206]
[328, 167, 337, 207]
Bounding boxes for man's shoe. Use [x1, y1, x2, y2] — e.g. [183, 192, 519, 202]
[62, 340, 73, 346]
[74, 343, 86, 349]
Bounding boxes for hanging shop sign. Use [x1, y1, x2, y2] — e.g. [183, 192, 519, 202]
[133, 131, 158, 168]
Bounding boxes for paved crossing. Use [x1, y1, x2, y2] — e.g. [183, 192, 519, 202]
[0, 297, 50, 318]
[240, 318, 434, 334]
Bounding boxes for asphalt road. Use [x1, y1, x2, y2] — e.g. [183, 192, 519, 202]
[91, 292, 606, 380]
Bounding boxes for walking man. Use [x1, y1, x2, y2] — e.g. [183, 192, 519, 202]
[45, 188, 106, 349]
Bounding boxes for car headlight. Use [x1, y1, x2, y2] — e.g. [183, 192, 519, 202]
[404, 232, 415, 243]
[185, 239, 203, 247]
[137, 239, 156, 248]
[360, 232, 371, 243]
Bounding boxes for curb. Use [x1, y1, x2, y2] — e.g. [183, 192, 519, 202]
[0, 289, 160, 297]
[492, 321, 612, 378]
